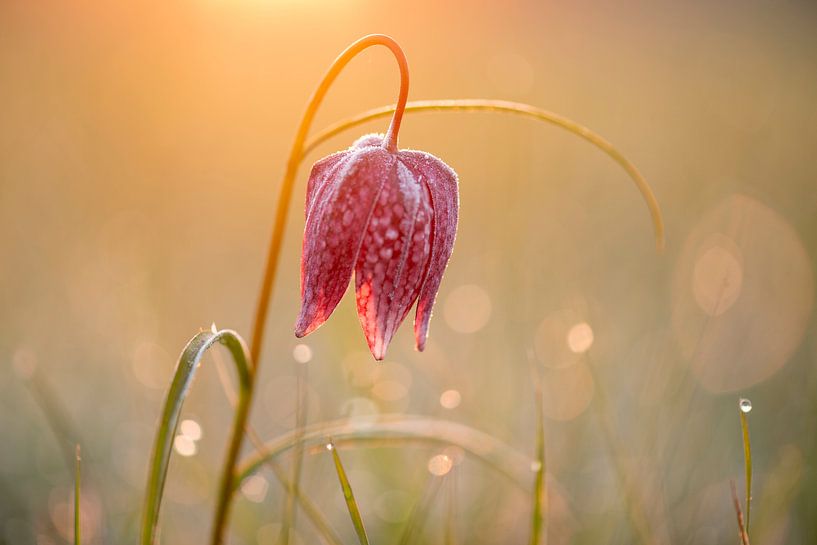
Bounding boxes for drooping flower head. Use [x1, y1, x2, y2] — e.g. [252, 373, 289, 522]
[295, 133, 458, 360]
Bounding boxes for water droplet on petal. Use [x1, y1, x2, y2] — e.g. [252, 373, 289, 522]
[739, 398, 752, 413]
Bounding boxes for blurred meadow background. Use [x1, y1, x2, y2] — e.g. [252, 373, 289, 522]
[2, 0, 817, 543]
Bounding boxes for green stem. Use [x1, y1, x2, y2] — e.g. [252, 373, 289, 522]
[739, 402, 753, 533]
[140, 328, 253, 545]
[74, 444, 81, 545]
[528, 365, 547, 545]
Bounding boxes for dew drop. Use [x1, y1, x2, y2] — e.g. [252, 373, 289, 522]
[739, 398, 752, 413]
[530, 461, 542, 472]
[326, 442, 334, 451]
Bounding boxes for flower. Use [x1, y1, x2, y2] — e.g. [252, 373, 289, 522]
[295, 133, 459, 360]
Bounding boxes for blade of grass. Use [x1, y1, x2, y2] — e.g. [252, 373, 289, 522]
[739, 399, 753, 533]
[74, 444, 81, 545]
[528, 361, 547, 545]
[212, 351, 344, 545]
[730, 480, 751, 545]
[17, 365, 81, 471]
[235, 414, 535, 490]
[585, 356, 654, 545]
[327, 441, 370, 545]
[281, 362, 309, 545]
[140, 328, 253, 545]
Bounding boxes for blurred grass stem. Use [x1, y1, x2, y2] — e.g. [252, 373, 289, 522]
[739, 403, 753, 533]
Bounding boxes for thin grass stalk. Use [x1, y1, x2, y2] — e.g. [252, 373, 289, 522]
[74, 445, 81, 545]
[140, 329, 253, 545]
[739, 403, 753, 533]
[281, 362, 309, 544]
[586, 358, 655, 545]
[328, 441, 370, 545]
[20, 368, 81, 471]
[528, 363, 548, 545]
[730, 480, 751, 545]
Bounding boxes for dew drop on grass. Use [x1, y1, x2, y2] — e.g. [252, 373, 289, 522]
[739, 398, 752, 413]
[530, 461, 542, 472]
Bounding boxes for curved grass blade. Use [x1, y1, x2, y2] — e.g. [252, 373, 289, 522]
[74, 444, 81, 545]
[303, 99, 665, 251]
[140, 328, 253, 545]
[327, 441, 370, 545]
[235, 415, 535, 490]
[739, 399, 753, 533]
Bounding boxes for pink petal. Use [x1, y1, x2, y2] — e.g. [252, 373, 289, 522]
[401, 151, 459, 351]
[295, 148, 396, 337]
[305, 151, 347, 218]
[354, 159, 432, 360]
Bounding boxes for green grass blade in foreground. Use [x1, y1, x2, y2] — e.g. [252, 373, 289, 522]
[328, 441, 370, 545]
[75, 445, 81, 545]
[140, 328, 253, 545]
[739, 398, 753, 533]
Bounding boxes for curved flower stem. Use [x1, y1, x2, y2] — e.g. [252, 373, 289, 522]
[249, 33, 409, 369]
[140, 328, 253, 545]
[303, 99, 665, 251]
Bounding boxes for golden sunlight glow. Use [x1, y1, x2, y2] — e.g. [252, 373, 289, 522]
[443, 284, 492, 333]
[567, 322, 594, 353]
[427, 454, 454, 476]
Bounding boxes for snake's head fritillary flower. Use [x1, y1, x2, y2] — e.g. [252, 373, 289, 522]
[295, 133, 459, 360]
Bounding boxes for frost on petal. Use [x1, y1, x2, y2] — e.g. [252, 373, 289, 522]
[305, 151, 347, 219]
[352, 133, 385, 149]
[354, 160, 432, 360]
[401, 151, 459, 351]
[296, 148, 396, 338]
